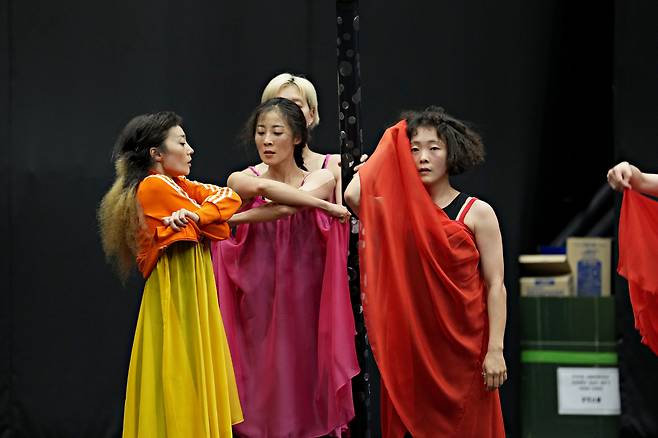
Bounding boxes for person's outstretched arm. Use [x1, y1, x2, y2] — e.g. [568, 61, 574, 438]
[607, 161, 658, 197]
[227, 169, 349, 224]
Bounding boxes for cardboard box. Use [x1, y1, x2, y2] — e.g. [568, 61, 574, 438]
[520, 275, 572, 297]
[566, 238, 612, 297]
[519, 254, 573, 297]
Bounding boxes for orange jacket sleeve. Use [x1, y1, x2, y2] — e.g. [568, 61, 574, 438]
[137, 174, 241, 245]
[176, 176, 242, 239]
[137, 175, 203, 247]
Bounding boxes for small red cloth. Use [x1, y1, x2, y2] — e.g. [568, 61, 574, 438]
[358, 121, 505, 437]
[618, 189, 658, 355]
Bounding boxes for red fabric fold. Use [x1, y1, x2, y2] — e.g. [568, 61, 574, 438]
[358, 121, 504, 438]
[618, 189, 658, 355]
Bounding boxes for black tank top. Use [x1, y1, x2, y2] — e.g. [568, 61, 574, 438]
[442, 192, 470, 220]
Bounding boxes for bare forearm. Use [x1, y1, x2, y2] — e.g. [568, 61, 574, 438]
[334, 176, 343, 205]
[326, 157, 344, 205]
[345, 194, 360, 216]
[259, 179, 331, 209]
[229, 172, 331, 211]
[486, 283, 507, 351]
[227, 204, 297, 226]
[632, 167, 658, 196]
[344, 174, 361, 215]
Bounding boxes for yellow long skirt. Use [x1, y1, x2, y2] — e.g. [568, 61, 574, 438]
[123, 242, 243, 437]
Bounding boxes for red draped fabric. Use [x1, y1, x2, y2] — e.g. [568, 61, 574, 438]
[618, 189, 658, 355]
[358, 121, 504, 438]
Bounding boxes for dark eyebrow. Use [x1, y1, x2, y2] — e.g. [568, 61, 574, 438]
[412, 139, 439, 144]
[256, 124, 286, 129]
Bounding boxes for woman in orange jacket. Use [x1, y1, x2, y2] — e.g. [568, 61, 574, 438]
[98, 111, 243, 437]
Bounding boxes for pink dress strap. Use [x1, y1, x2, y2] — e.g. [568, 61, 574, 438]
[457, 197, 478, 223]
[248, 166, 260, 176]
[321, 154, 331, 169]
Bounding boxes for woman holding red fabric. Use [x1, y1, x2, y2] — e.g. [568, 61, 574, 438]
[345, 106, 507, 437]
[608, 161, 658, 355]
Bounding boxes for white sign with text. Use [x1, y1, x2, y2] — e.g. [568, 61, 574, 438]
[557, 367, 620, 415]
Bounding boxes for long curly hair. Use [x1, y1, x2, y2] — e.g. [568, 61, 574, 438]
[98, 111, 182, 279]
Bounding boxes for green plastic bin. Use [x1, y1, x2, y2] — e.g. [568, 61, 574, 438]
[521, 296, 619, 438]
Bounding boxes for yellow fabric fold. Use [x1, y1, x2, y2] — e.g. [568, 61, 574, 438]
[123, 242, 243, 437]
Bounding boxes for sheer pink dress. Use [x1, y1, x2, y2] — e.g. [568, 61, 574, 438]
[211, 156, 359, 437]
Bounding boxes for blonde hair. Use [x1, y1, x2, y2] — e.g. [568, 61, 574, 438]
[261, 73, 320, 128]
[97, 158, 143, 281]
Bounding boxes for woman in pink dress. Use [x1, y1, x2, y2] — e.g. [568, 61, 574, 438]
[211, 98, 360, 437]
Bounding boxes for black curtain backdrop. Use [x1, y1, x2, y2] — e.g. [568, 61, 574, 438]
[613, 1, 658, 437]
[1, 0, 653, 437]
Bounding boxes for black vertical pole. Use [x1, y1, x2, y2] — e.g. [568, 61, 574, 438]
[336, 2, 377, 437]
[336, 0, 363, 181]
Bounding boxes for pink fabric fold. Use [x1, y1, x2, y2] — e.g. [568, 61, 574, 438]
[211, 198, 359, 437]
